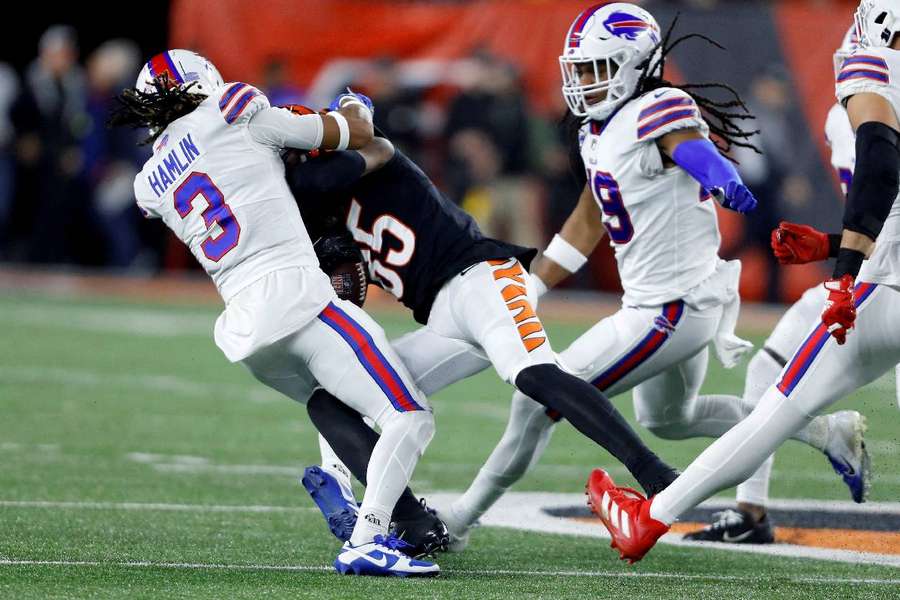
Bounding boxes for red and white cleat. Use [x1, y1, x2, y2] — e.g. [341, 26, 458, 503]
[586, 469, 669, 563]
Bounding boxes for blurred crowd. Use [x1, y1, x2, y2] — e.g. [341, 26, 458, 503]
[0, 25, 829, 300]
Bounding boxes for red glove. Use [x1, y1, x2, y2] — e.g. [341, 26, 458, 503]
[771, 221, 830, 265]
[821, 274, 856, 345]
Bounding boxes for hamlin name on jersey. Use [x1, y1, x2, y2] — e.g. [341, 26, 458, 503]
[836, 47, 900, 288]
[133, 83, 321, 301]
[580, 87, 720, 307]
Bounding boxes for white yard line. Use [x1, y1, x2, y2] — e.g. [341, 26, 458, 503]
[3, 493, 900, 568]
[0, 500, 314, 513]
[0, 558, 896, 584]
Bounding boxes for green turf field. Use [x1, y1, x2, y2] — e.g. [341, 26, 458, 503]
[1, 291, 898, 599]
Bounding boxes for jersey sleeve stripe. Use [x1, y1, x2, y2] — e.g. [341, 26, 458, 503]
[638, 97, 695, 121]
[841, 55, 888, 69]
[224, 88, 260, 124]
[218, 83, 247, 111]
[637, 108, 698, 139]
[317, 302, 424, 412]
[837, 69, 889, 84]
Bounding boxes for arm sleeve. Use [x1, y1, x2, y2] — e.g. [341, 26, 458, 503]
[286, 151, 367, 194]
[842, 121, 900, 240]
[671, 137, 742, 192]
[248, 106, 324, 151]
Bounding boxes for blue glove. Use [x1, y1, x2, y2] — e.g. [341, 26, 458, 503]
[329, 88, 374, 115]
[713, 181, 757, 214]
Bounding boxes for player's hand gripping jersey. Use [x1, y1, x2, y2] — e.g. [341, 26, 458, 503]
[836, 47, 900, 288]
[579, 88, 722, 307]
[133, 83, 334, 360]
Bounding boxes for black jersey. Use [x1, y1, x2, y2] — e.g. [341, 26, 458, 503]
[287, 148, 535, 324]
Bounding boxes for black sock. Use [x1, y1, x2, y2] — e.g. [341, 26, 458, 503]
[306, 389, 426, 521]
[514, 364, 677, 495]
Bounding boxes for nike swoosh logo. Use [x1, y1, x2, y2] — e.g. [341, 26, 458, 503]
[722, 530, 754, 543]
[357, 552, 388, 568]
[654, 91, 666, 98]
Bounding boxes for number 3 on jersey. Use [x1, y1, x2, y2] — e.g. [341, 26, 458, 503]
[346, 199, 415, 299]
[592, 171, 634, 244]
[173, 172, 241, 261]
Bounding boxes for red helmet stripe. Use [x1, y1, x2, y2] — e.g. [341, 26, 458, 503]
[148, 51, 184, 85]
[568, 2, 610, 47]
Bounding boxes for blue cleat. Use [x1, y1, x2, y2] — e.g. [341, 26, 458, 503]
[301, 465, 359, 541]
[822, 411, 870, 503]
[334, 534, 440, 577]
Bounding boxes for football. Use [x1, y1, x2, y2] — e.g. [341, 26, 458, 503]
[328, 260, 368, 307]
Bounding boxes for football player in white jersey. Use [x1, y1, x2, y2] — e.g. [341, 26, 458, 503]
[683, 24, 876, 545]
[111, 50, 439, 577]
[431, 2, 853, 549]
[592, 0, 900, 563]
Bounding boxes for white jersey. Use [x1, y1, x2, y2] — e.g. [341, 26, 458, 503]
[836, 47, 900, 288]
[824, 102, 855, 196]
[134, 82, 323, 302]
[580, 87, 720, 307]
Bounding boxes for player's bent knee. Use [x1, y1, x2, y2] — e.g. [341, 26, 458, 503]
[642, 421, 695, 440]
[378, 407, 435, 451]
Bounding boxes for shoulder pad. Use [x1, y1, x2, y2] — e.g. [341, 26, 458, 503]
[634, 88, 704, 141]
[217, 82, 270, 126]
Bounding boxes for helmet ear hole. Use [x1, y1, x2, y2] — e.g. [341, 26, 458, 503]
[875, 11, 887, 24]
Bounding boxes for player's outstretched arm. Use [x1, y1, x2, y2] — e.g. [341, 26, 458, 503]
[530, 183, 606, 295]
[287, 137, 395, 195]
[822, 92, 900, 344]
[659, 128, 758, 214]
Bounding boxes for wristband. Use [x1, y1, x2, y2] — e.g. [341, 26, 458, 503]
[543, 234, 588, 273]
[832, 248, 865, 279]
[828, 234, 841, 259]
[530, 274, 549, 298]
[329, 111, 350, 151]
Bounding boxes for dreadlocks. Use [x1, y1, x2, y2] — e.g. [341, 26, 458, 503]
[108, 77, 204, 145]
[631, 14, 761, 159]
[563, 14, 761, 170]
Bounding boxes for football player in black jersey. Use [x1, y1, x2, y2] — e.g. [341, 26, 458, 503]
[282, 101, 679, 555]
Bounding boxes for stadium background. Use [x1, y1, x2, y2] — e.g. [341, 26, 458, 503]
[4, 2, 900, 598]
[0, 0, 860, 303]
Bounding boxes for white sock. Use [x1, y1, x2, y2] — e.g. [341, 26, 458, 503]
[350, 410, 434, 546]
[450, 392, 555, 529]
[650, 388, 811, 525]
[318, 433, 353, 487]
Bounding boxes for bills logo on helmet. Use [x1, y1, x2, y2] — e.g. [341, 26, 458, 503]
[603, 11, 659, 43]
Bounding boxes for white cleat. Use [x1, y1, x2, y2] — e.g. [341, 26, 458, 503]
[823, 410, 870, 503]
[333, 535, 440, 577]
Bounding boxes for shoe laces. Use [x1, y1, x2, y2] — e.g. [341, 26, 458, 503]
[374, 534, 415, 556]
[706, 509, 745, 531]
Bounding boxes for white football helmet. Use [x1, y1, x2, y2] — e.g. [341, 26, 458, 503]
[134, 49, 223, 96]
[854, 0, 900, 48]
[834, 24, 861, 77]
[560, 2, 661, 120]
